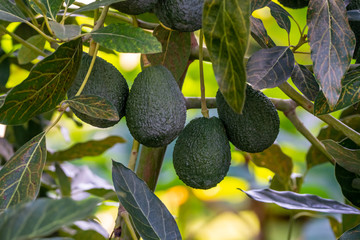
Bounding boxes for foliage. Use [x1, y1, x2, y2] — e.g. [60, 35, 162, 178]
[0, 0, 360, 239]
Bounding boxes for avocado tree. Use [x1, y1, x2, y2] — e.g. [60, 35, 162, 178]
[1, 0, 360, 239]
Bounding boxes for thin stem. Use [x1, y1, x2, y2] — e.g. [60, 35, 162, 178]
[45, 111, 65, 134]
[279, 82, 360, 146]
[190, 46, 211, 61]
[60, 1, 70, 24]
[128, 140, 140, 171]
[120, 212, 138, 240]
[131, 15, 138, 27]
[33, 0, 54, 36]
[0, 25, 48, 57]
[185, 97, 217, 109]
[75, 43, 100, 96]
[199, 29, 209, 118]
[24, 21, 57, 42]
[15, 0, 39, 26]
[93, 6, 110, 31]
[285, 109, 334, 164]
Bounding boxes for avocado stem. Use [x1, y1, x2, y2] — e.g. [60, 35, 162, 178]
[128, 140, 140, 171]
[199, 29, 209, 118]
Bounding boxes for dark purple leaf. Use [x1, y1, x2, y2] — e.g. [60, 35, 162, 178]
[251, 0, 271, 12]
[291, 64, 319, 101]
[268, 2, 291, 34]
[250, 16, 276, 48]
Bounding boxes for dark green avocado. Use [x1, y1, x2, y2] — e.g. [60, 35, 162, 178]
[216, 85, 280, 153]
[173, 117, 231, 189]
[125, 65, 186, 147]
[68, 53, 129, 128]
[278, 0, 309, 9]
[111, 0, 157, 15]
[154, 0, 204, 32]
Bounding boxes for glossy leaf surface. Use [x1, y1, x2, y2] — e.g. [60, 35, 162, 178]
[241, 188, 360, 214]
[291, 64, 319, 101]
[0, 0, 27, 22]
[250, 16, 276, 48]
[323, 139, 360, 174]
[307, 0, 355, 108]
[112, 161, 182, 240]
[49, 21, 81, 41]
[66, 95, 119, 122]
[47, 136, 125, 161]
[0, 38, 82, 125]
[0, 198, 99, 240]
[18, 35, 46, 65]
[336, 164, 360, 207]
[29, 0, 63, 19]
[268, 2, 291, 34]
[203, 0, 250, 113]
[0, 133, 46, 211]
[339, 223, 360, 239]
[314, 66, 360, 115]
[91, 23, 162, 54]
[146, 25, 191, 82]
[247, 46, 294, 89]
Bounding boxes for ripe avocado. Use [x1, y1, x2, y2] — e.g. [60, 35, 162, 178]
[216, 85, 280, 153]
[125, 65, 186, 147]
[278, 0, 309, 9]
[154, 0, 203, 32]
[111, 0, 157, 15]
[68, 53, 129, 128]
[173, 117, 231, 189]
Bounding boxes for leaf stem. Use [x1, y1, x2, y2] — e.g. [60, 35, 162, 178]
[15, 0, 39, 26]
[24, 21, 58, 43]
[279, 82, 360, 146]
[199, 29, 209, 118]
[120, 211, 138, 240]
[128, 140, 140, 171]
[45, 111, 65, 134]
[33, 0, 55, 36]
[93, 5, 110, 32]
[0, 25, 48, 57]
[75, 43, 99, 96]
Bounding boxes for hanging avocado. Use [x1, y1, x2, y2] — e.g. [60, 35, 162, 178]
[125, 65, 186, 147]
[216, 85, 280, 153]
[173, 117, 231, 189]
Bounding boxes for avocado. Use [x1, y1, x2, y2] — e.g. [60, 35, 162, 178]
[68, 53, 129, 128]
[154, 0, 203, 32]
[173, 117, 231, 189]
[125, 65, 186, 147]
[111, 0, 157, 15]
[278, 0, 309, 9]
[216, 85, 280, 153]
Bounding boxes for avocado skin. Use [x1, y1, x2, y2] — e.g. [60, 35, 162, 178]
[68, 54, 129, 128]
[278, 0, 309, 9]
[126, 65, 186, 147]
[111, 0, 157, 15]
[154, 0, 203, 32]
[216, 85, 280, 153]
[173, 117, 231, 189]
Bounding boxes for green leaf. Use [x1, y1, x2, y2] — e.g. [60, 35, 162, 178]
[74, 230, 106, 240]
[336, 164, 360, 207]
[0, 38, 82, 125]
[249, 144, 293, 186]
[251, 0, 271, 12]
[49, 21, 81, 41]
[29, 0, 64, 20]
[64, 0, 75, 6]
[203, 0, 250, 113]
[0, 197, 99, 240]
[18, 34, 46, 65]
[91, 23, 161, 54]
[47, 136, 125, 162]
[268, 2, 291, 34]
[55, 162, 71, 197]
[145, 25, 191, 82]
[314, 66, 360, 115]
[0, 133, 46, 211]
[240, 188, 360, 214]
[112, 161, 182, 240]
[0, 0, 27, 22]
[247, 46, 295, 89]
[323, 139, 360, 175]
[85, 188, 118, 201]
[291, 64, 319, 101]
[339, 223, 360, 240]
[72, 0, 124, 13]
[0, 48, 10, 86]
[307, 0, 355, 108]
[306, 115, 360, 169]
[250, 16, 276, 48]
[66, 95, 119, 122]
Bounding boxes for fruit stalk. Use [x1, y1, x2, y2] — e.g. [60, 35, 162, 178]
[199, 29, 209, 118]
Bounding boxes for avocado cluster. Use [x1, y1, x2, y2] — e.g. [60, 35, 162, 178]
[111, 0, 204, 32]
[67, 53, 129, 128]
